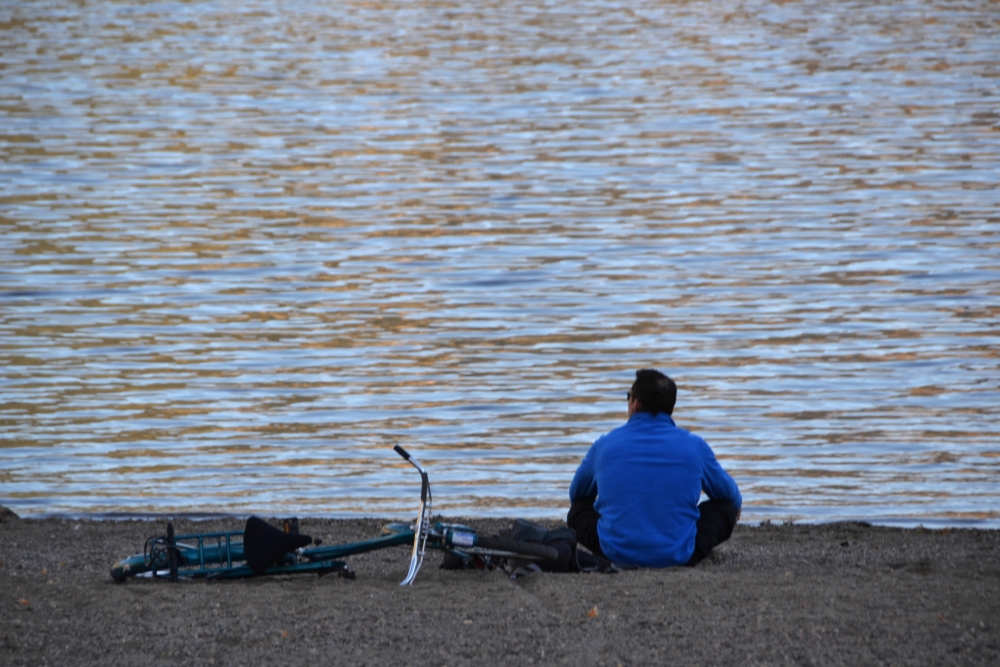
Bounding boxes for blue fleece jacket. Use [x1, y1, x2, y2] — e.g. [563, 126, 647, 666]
[569, 412, 742, 567]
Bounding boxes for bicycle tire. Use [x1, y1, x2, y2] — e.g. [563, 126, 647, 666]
[472, 535, 559, 562]
[111, 553, 150, 581]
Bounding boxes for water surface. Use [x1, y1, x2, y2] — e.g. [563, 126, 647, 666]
[2, 0, 998, 526]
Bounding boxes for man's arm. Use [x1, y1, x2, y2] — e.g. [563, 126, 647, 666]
[699, 442, 742, 510]
[569, 450, 598, 502]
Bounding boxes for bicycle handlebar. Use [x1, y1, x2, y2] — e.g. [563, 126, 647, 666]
[393, 445, 411, 460]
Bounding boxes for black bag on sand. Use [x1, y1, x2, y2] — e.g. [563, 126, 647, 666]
[438, 519, 576, 572]
[502, 518, 577, 573]
[438, 519, 618, 575]
[501, 518, 618, 575]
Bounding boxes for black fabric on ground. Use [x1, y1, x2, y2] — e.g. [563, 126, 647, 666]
[502, 518, 578, 573]
[243, 516, 312, 575]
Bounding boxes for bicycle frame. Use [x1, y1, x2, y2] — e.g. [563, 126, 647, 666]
[111, 445, 558, 586]
[111, 530, 350, 581]
[111, 446, 535, 584]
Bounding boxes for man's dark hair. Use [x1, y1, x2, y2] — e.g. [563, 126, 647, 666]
[631, 369, 677, 416]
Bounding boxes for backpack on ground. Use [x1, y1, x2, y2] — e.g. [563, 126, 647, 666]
[500, 518, 618, 576]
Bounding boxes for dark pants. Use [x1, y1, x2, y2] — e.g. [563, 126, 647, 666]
[567, 497, 738, 566]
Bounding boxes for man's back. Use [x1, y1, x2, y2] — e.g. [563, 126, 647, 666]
[570, 411, 741, 567]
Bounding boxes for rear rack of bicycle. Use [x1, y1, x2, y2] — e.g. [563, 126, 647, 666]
[139, 521, 349, 581]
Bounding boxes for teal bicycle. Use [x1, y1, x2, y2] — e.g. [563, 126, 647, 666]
[110, 446, 559, 584]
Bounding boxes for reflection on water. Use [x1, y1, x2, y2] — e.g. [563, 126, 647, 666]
[1, 0, 998, 526]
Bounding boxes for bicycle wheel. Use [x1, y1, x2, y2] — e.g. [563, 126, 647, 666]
[111, 553, 152, 581]
[471, 536, 559, 562]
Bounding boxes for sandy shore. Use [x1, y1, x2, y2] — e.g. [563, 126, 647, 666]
[1, 510, 998, 666]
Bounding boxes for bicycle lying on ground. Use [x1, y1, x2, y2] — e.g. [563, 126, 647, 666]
[110, 446, 558, 584]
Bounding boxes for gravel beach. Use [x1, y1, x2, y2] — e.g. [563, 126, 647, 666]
[2, 510, 998, 666]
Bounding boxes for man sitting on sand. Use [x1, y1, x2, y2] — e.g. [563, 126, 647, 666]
[568, 369, 742, 567]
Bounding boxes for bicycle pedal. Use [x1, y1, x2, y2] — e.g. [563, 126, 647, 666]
[338, 569, 356, 580]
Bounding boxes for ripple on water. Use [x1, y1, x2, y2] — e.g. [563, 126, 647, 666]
[1, 0, 998, 525]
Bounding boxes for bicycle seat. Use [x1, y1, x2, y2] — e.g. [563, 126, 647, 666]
[244, 516, 313, 575]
